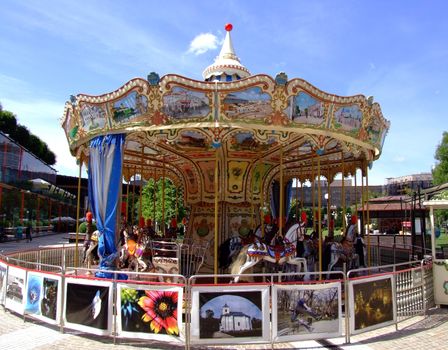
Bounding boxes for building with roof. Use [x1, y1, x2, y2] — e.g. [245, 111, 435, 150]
[219, 303, 252, 333]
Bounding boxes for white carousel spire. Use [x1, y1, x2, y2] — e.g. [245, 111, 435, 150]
[202, 23, 251, 81]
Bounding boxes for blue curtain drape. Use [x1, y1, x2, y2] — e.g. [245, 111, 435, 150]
[88, 134, 125, 278]
[270, 179, 293, 221]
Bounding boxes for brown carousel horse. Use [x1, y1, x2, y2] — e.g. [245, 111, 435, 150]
[119, 226, 153, 272]
[328, 223, 359, 273]
[230, 222, 307, 282]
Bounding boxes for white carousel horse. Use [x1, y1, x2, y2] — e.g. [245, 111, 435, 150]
[230, 222, 307, 283]
[83, 230, 99, 267]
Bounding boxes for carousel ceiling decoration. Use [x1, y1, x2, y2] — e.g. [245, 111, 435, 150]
[61, 24, 390, 205]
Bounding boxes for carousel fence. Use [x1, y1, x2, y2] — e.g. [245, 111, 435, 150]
[0, 248, 436, 349]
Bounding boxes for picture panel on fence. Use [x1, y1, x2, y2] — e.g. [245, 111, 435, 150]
[116, 283, 184, 343]
[190, 285, 270, 345]
[349, 274, 396, 335]
[272, 282, 342, 342]
[5, 266, 26, 315]
[0, 262, 6, 306]
[63, 278, 113, 336]
[25, 271, 62, 325]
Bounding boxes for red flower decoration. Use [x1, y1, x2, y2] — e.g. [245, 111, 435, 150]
[138, 290, 179, 335]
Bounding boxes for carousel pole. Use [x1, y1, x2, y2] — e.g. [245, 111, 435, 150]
[74, 157, 82, 267]
[214, 150, 219, 282]
[341, 152, 346, 231]
[300, 164, 304, 211]
[279, 145, 284, 236]
[153, 170, 157, 231]
[125, 169, 130, 224]
[361, 165, 366, 236]
[327, 158, 331, 231]
[317, 155, 322, 278]
[138, 147, 144, 225]
[366, 162, 371, 267]
[131, 166, 137, 225]
[312, 156, 316, 232]
[260, 159, 265, 239]
[295, 176, 299, 222]
[354, 167, 358, 214]
[250, 160, 256, 231]
[162, 157, 166, 236]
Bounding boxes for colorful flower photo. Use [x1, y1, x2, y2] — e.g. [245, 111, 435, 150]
[119, 286, 181, 337]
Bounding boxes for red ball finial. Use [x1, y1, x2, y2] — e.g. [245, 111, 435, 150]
[225, 23, 233, 32]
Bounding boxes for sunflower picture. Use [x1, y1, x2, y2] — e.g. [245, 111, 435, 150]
[120, 286, 180, 337]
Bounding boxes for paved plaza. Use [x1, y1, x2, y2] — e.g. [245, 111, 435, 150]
[1, 234, 448, 349]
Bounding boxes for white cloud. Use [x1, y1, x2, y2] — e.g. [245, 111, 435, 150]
[393, 156, 406, 163]
[187, 33, 219, 55]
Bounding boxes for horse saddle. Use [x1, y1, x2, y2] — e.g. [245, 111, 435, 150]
[247, 242, 295, 261]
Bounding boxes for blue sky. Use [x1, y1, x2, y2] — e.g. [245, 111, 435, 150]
[0, 0, 447, 184]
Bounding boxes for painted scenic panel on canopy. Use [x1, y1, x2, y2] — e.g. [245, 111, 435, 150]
[63, 109, 78, 141]
[111, 91, 148, 124]
[163, 87, 210, 120]
[174, 130, 210, 151]
[80, 104, 107, 131]
[334, 105, 363, 132]
[223, 87, 272, 120]
[228, 132, 277, 154]
[286, 92, 325, 125]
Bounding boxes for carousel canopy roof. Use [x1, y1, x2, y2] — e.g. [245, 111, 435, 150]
[61, 24, 390, 205]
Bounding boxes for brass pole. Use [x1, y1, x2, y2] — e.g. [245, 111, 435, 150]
[295, 177, 299, 222]
[317, 155, 322, 277]
[300, 164, 304, 211]
[154, 171, 157, 231]
[214, 150, 219, 282]
[312, 156, 316, 232]
[162, 157, 166, 236]
[138, 147, 144, 225]
[366, 162, 371, 267]
[131, 167, 136, 225]
[260, 160, 265, 239]
[125, 171, 130, 223]
[327, 158, 331, 232]
[341, 153, 346, 231]
[279, 145, 284, 236]
[361, 165, 365, 236]
[74, 158, 82, 267]
[250, 160, 256, 230]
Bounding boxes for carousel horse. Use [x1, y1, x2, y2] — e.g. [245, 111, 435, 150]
[328, 224, 359, 273]
[230, 222, 307, 282]
[218, 236, 243, 269]
[119, 227, 152, 272]
[83, 230, 99, 267]
[218, 223, 279, 270]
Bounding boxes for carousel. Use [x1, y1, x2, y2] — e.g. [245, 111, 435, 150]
[61, 23, 390, 278]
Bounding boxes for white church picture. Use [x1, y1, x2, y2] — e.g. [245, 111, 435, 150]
[220, 303, 252, 332]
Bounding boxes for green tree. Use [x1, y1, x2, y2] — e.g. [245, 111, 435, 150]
[433, 131, 448, 185]
[0, 105, 56, 165]
[432, 132, 448, 226]
[125, 178, 186, 229]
